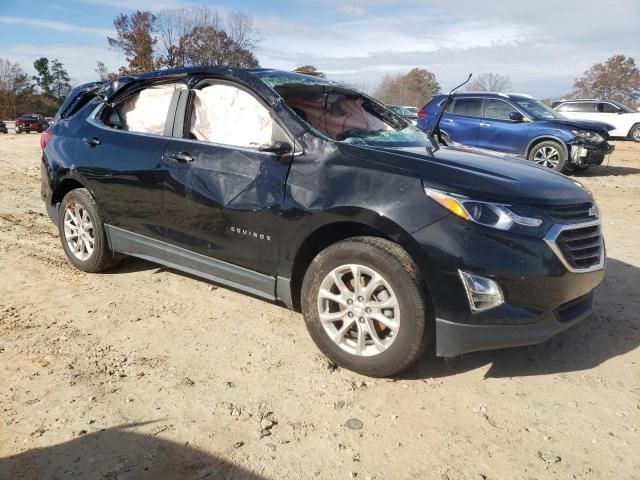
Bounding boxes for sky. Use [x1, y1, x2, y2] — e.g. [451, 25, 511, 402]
[1, 0, 638, 99]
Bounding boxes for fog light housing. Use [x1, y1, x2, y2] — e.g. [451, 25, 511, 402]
[458, 270, 504, 313]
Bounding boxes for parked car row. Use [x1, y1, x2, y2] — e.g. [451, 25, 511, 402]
[417, 93, 616, 172]
[40, 67, 606, 377]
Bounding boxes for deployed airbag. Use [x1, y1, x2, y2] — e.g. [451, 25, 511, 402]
[119, 84, 179, 135]
[191, 85, 274, 148]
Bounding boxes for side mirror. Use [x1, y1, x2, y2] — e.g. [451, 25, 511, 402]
[509, 111, 524, 122]
[258, 141, 293, 155]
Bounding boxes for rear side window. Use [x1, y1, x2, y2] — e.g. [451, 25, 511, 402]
[189, 83, 289, 149]
[104, 83, 184, 136]
[483, 99, 516, 120]
[599, 102, 619, 113]
[556, 102, 596, 113]
[452, 98, 483, 117]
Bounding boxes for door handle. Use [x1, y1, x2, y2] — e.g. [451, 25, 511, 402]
[82, 137, 100, 146]
[444, 119, 453, 123]
[479, 122, 491, 127]
[166, 151, 194, 163]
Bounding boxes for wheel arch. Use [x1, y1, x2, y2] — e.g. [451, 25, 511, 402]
[628, 122, 640, 139]
[51, 177, 86, 206]
[285, 214, 432, 312]
[526, 136, 569, 160]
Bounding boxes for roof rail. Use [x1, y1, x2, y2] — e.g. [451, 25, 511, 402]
[506, 93, 533, 99]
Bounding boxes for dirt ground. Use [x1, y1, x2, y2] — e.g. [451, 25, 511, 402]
[0, 134, 638, 480]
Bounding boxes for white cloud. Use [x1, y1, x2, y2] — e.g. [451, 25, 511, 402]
[0, 16, 113, 37]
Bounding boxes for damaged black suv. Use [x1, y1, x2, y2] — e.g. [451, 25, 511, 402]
[41, 67, 605, 377]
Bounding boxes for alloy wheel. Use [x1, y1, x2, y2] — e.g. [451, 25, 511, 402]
[533, 146, 561, 168]
[63, 203, 95, 261]
[317, 264, 400, 356]
[632, 127, 640, 142]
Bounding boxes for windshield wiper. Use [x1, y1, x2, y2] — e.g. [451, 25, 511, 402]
[426, 73, 472, 154]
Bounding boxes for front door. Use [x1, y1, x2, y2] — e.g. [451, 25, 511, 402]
[162, 81, 295, 276]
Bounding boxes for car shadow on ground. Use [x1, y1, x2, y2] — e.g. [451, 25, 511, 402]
[573, 165, 640, 177]
[403, 257, 640, 380]
[0, 423, 266, 480]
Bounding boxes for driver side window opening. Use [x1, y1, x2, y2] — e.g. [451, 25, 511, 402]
[103, 83, 185, 136]
[188, 83, 288, 149]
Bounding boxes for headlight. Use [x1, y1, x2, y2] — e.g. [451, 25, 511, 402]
[572, 130, 604, 143]
[424, 187, 552, 237]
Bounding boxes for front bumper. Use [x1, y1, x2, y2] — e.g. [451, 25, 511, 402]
[570, 142, 615, 166]
[436, 292, 595, 356]
[411, 215, 605, 357]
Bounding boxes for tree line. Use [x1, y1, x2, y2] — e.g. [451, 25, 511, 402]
[0, 57, 72, 118]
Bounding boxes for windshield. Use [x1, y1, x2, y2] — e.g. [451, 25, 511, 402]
[340, 127, 432, 147]
[273, 82, 432, 148]
[513, 99, 566, 120]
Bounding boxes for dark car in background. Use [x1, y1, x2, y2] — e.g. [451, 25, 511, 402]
[387, 105, 418, 125]
[418, 93, 615, 172]
[41, 67, 605, 377]
[0, 121, 7, 134]
[15, 114, 49, 133]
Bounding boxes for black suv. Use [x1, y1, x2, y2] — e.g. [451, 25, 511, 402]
[41, 67, 605, 377]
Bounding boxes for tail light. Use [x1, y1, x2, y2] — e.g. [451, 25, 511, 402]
[417, 107, 427, 119]
[40, 128, 53, 151]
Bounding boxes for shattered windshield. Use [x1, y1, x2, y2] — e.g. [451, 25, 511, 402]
[265, 76, 431, 148]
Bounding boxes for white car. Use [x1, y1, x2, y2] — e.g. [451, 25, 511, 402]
[553, 99, 640, 142]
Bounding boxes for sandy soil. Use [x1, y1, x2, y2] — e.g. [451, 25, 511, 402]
[0, 134, 638, 480]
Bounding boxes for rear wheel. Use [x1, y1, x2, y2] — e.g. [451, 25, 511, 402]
[58, 188, 120, 273]
[528, 140, 566, 172]
[629, 124, 640, 142]
[301, 237, 431, 377]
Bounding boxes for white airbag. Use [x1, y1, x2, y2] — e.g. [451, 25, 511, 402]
[191, 85, 273, 148]
[119, 84, 178, 135]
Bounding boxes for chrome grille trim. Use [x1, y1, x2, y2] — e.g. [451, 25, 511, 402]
[544, 219, 605, 273]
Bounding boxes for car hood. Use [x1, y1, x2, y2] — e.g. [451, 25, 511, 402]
[339, 143, 593, 206]
[541, 118, 615, 132]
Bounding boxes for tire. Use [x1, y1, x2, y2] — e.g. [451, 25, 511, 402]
[58, 188, 120, 273]
[301, 237, 432, 377]
[528, 140, 566, 172]
[629, 124, 640, 143]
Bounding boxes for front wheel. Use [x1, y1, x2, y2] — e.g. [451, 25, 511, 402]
[301, 237, 432, 377]
[528, 140, 566, 172]
[58, 188, 120, 272]
[629, 124, 640, 142]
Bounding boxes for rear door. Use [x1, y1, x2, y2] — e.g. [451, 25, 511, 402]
[477, 99, 530, 155]
[443, 97, 483, 146]
[75, 82, 184, 240]
[162, 79, 295, 277]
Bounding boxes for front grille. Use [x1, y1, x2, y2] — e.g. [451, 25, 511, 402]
[553, 223, 603, 271]
[546, 203, 596, 224]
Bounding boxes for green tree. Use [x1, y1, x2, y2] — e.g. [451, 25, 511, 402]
[33, 57, 54, 96]
[50, 59, 72, 99]
[108, 10, 157, 74]
[570, 54, 640, 106]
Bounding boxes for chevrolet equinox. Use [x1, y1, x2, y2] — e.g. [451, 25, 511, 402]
[40, 67, 605, 377]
